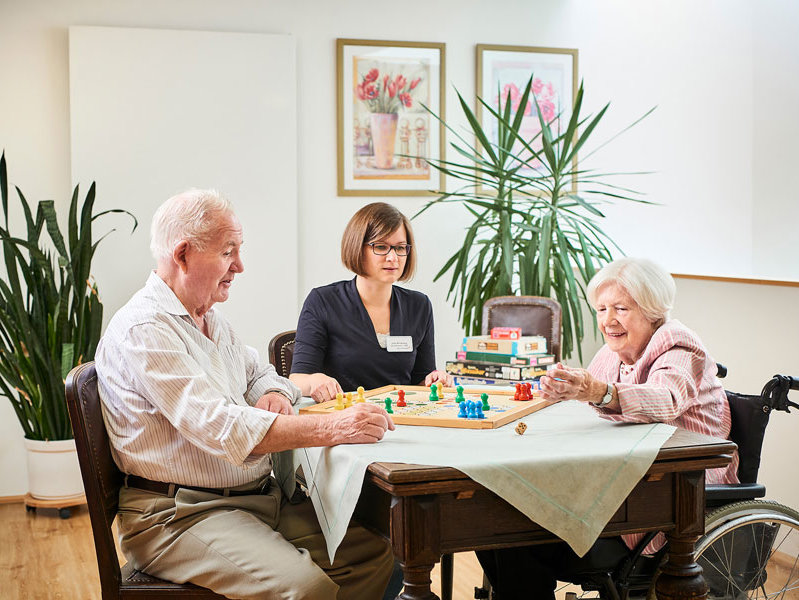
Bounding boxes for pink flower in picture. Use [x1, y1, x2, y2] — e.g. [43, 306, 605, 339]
[532, 78, 543, 95]
[539, 99, 556, 122]
[354, 66, 424, 114]
[364, 68, 379, 83]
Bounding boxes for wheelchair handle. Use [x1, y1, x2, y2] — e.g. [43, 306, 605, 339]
[761, 374, 799, 412]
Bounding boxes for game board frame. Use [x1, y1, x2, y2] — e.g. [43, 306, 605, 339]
[299, 385, 556, 429]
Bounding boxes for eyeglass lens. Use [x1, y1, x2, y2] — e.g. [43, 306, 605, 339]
[370, 243, 410, 256]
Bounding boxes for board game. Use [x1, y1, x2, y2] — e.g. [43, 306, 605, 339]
[299, 385, 556, 429]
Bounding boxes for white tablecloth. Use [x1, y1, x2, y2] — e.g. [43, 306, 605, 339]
[290, 399, 675, 562]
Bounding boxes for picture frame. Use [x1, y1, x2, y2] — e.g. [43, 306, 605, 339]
[337, 38, 445, 196]
[476, 44, 578, 191]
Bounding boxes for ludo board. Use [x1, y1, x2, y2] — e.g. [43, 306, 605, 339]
[299, 385, 556, 429]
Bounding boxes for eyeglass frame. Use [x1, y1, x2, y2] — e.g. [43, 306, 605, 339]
[366, 242, 412, 256]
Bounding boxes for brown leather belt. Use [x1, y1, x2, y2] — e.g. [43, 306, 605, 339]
[124, 474, 270, 498]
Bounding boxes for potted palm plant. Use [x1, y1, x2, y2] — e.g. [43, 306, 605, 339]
[0, 151, 136, 503]
[417, 77, 652, 360]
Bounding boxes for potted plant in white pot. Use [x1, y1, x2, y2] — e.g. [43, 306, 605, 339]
[418, 77, 653, 360]
[0, 151, 136, 510]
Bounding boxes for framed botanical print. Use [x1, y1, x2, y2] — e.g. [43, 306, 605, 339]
[337, 38, 445, 196]
[476, 44, 578, 189]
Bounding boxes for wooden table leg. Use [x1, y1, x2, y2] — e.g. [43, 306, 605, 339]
[391, 495, 441, 600]
[440, 553, 453, 600]
[655, 536, 707, 600]
[656, 471, 707, 600]
[399, 564, 439, 600]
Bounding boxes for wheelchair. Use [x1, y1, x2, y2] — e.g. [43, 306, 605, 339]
[476, 372, 799, 600]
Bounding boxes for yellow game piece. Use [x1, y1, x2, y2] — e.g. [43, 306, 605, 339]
[356, 386, 366, 403]
[436, 381, 443, 399]
[345, 391, 353, 407]
[334, 392, 345, 410]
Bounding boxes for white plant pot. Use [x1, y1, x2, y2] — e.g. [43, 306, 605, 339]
[24, 438, 85, 500]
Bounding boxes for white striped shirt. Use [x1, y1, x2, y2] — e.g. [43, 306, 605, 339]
[96, 272, 301, 488]
[588, 319, 738, 552]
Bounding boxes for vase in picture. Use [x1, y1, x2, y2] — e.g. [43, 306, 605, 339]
[370, 112, 398, 169]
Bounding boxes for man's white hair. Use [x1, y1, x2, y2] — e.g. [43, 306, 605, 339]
[150, 189, 233, 261]
[586, 257, 676, 326]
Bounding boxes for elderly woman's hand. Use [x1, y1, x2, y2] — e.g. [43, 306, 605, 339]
[539, 363, 609, 404]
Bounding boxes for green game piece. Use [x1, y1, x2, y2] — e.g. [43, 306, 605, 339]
[455, 385, 465, 403]
[384, 397, 393, 414]
[481, 392, 490, 411]
[429, 384, 439, 402]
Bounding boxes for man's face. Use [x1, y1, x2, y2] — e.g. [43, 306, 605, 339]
[184, 212, 244, 309]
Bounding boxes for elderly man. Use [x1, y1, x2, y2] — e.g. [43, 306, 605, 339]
[96, 189, 395, 599]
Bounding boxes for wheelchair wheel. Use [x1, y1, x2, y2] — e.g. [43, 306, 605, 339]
[695, 500, 799, 599]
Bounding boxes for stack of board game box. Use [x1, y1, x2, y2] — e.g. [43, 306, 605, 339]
[446, 327, 555, 386]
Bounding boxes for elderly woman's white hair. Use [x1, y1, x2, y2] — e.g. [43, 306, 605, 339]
[586, 257, 676, 326]
[150, 189, 233, 261]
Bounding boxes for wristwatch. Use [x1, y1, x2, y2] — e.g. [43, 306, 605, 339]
[593, 383, 614, 407]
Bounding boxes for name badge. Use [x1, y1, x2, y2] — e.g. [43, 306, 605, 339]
[386, 335, 413, 352]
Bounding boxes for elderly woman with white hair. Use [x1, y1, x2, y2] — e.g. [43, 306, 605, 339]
[476, 257, 738, 600]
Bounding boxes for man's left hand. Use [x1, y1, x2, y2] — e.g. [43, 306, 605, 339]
[255, 392, 294, 415]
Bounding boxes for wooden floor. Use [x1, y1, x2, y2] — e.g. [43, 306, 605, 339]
[13, 500, 796, 600]
[0, 500, 576, 600]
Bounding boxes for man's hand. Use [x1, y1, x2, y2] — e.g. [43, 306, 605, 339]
[327, 403, 395, 444]
[539, 363, 606, 404]
[255, 391, 294, 415]
[423, 369, 453, 387]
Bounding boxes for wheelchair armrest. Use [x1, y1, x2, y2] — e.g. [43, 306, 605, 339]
[706, 483, 766, 505]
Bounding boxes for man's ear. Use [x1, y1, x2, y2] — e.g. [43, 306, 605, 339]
[173, 240, 190, 273]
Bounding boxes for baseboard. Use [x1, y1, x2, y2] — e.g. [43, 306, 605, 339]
[0, 495, 26, 505]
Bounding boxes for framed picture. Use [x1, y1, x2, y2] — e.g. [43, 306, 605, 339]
[337, 38, 445, 196]
[476, 44, 578, 190]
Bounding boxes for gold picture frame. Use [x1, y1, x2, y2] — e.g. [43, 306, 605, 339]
[337, 38, 445, 196]
[476, 44, 579, 192]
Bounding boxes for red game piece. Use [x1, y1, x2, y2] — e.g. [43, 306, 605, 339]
[525, 382, 533, 399]
[397, 389, 407, 407]
[514, 383, 522, 401]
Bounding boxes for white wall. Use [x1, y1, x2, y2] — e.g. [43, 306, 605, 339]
[1, 0, 797, 524]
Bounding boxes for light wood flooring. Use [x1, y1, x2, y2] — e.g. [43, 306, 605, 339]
[11, 501, 795, 600]
[0, 501, 493, 600]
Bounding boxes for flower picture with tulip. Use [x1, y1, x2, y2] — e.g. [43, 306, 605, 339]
[355, 68, 423, 114]
[337, 39, 445, 195]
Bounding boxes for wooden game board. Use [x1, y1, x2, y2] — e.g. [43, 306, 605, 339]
[299, 385, 556, 429]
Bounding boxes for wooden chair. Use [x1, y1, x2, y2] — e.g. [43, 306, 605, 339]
[65, 362, 225, 599]
[268, 330, 296, 378]
[481, 296, 562, 360]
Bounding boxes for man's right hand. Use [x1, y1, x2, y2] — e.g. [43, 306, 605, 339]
[327, 403, 395, 444]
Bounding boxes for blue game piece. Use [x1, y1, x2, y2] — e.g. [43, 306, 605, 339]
[457, 401, 468, 419]
[475, 403, 485, 419]
[466, 400, 477, 419]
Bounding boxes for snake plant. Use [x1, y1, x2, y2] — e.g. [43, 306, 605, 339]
[0, 151, 137, 440]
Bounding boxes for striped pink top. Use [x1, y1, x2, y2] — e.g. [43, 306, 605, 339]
[588, 319, 739, 552]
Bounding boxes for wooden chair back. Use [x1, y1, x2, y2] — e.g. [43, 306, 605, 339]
[268, 330, 297, 378]
[65, 362, 224, 598]
[481, 296, 562, 360]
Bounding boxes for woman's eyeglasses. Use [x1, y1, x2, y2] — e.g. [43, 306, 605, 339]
[367, 242, 412, 256]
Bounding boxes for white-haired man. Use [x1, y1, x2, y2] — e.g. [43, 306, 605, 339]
[96, 189, 395, 599]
